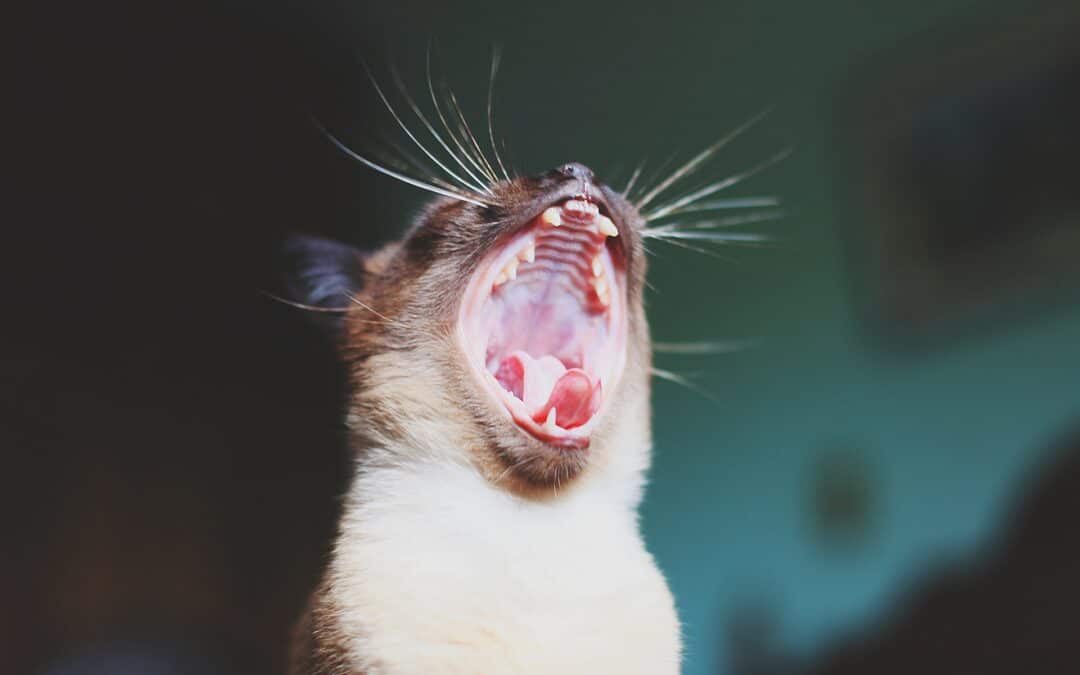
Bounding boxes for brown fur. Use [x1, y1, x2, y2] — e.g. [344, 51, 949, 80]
[289, 165, 653, 672]
[338, 169, 647, 494]
[291, 583, 361, 675]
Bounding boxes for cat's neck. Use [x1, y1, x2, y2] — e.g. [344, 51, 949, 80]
[320, 449, 680, 674]
[341, 448, 645, 539]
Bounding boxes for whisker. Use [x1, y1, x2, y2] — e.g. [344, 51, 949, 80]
[486, 45, 512, 182]
[635, 107, 773, 210]
[652, 339, 758, 355]
[494, 453, 540, 485]
[643, 230, 776, 245]
[622, 159, 646, 197]
[636, 236, 660, 267]
[426, 42, 496, 188]
[362, 59, 486, 194]
[363, 60, 490, 197]
[391, 62, 491, 193]
[345, 294, 401, 326]
[632, 153, 677, 204]
[373, 136, 463, 193]
[445, 83, 499, 183]
[345, 300, 451, 344]
[604, 163, 625, 188]
[645, 147, 792, 220]
[260, 291, 348, 313]
[498, 134, 517, 179]
[427, 39, 498, 183]
[642, 233, 739, 262]
[311, 117, 492, 207]
[262, 291, 401, 327]
[650, 367, 722, 405]
[647, 196, 780, 219]
[645, 209, 786, 233]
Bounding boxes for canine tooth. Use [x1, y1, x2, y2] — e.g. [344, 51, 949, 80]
[596, 215, 618, 237]
[493, 272, 508, 288]
[543, 407, 559, 432]
[593, 276, 610, 306]
[591, 255, 603, 277]
[504, 259, 519, 280]
[541, 207, 562, 227]
[520, 243, 536, 263]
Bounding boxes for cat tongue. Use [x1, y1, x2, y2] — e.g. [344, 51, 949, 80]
[494, 350, 600, 430]
[533, 370, 602, 429]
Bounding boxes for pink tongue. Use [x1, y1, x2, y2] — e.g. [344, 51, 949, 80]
[534, 370, 602, 429]
[493, 350, 601, 430]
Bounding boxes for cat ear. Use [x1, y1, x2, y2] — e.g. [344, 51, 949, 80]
[278, 234, 367, 331]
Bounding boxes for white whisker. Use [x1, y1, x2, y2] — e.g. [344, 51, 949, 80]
[374, 136, 464, 193]
[371, 60, 490, 194]
[645, 147, 792, 220]
[340, 293, 451, 342]
[635, 107, 773, 210]
[312, 117, 492, 207]
[486, 45, 512, 182]
[345, 293, 397, 321]
[426, 43, 496, 187]
[390, 62, 492, 193]
[641, 233, 738, 262]
[643, 230, 776, 245]
[623, 159, 646, 197]
[652, 339, 758, 355]
[260, 291, 348, 313]
[646, 209, 785, 232]
[363, 61, 490, 196]
[650, 367, 722, 405]
[648, 196, 780, 219]
[633, 154, 677, 205]
[445, 84, 499, 183]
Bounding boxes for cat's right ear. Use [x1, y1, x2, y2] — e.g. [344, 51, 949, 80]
[277, 234, 368, 333]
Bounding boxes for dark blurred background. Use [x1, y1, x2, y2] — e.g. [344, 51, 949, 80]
[7, 1, 1080, 674]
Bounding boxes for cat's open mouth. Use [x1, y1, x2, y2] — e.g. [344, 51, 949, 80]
[458, 197, 627, 448]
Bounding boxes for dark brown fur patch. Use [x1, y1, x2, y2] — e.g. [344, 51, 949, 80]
[289, 583, 361, 675]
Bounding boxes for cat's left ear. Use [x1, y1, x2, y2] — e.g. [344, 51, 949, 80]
[279, 234, 368, 331]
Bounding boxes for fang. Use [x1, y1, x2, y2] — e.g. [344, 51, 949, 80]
[541, 207, 562, 227]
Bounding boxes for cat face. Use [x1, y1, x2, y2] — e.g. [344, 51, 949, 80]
[286, 94, 781, 495]
[287, 163, 653, 493]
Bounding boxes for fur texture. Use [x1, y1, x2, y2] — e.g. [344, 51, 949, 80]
[288, 166, 681, 673]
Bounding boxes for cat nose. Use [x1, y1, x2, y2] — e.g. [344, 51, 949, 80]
[554, 162, 595, 182]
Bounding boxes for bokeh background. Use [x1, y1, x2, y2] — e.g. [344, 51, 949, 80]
[8, 0, 1080, 673]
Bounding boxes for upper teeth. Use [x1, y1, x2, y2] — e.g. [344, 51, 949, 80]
[494, 258, 520, 287]
[596, 215, 618, 238]
[547, 202, 617, 238]
[564, 199, 599, 217]
[493, 207, 616, 297]
[494, 241, 535, 289]
[541, 207, 562, 227]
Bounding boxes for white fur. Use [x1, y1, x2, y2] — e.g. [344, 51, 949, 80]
[328, 450, 681, 674]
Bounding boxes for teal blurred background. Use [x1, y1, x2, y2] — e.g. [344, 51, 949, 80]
[9, 0, 1080, 673]
[311, 2, 1080, 671]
